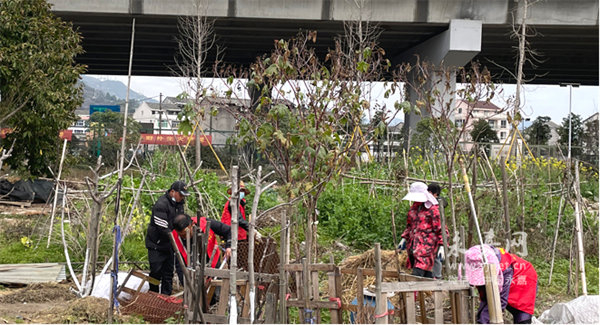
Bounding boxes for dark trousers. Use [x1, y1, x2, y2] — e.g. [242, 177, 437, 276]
[148, 249, 174, 295]
[409, 253, 434, 278]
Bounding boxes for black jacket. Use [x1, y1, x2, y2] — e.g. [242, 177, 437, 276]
[146, 192, 185, 252]
[226, 199, 251, 231]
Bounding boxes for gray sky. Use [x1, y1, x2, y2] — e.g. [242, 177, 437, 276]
[92, 74, 599, 125]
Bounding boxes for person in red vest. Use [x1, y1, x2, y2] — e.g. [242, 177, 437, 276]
[220, 181, 261, 241]
[172, 213, 248, 287]
[465, 244, 538, 324]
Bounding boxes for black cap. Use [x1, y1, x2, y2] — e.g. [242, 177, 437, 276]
[170, 180, 190, 196]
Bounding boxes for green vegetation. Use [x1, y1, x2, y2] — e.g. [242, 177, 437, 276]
[0, 0, 85, 176]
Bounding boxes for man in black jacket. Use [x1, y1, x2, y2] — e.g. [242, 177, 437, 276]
[146, 180, 189, 295]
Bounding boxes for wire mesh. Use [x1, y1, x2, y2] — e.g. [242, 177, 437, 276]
[119, 291, 184, 323]
[236, 237, 280, 274]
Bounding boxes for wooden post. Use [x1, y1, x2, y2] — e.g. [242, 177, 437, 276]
[573, 160, 587, 295]
[279, 210, 287, 324]
[470, 287, 477, 324]
[356, 268, 364, 324]
[404, 292, 416, 324]
[301, 258, 312, 323]
[458, 290, 469, 324]
[312, 270, 321, 323]
[439, 197, 451, 278]
[200, 221, 209, 312]
[218, 279, 231, 315]
[265, 293, 277, 324]
[433, 291, 443, 324]
[46, 138, 68, 247]
[375, 243, 387, 324]
[328, 255, 342, 324]
[229, 165, 239, 324]
[483, 264, 503, 324]
[418, 292, 427, 324]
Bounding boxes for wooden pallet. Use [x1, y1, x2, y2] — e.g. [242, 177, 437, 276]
[0, 200, 32, 208]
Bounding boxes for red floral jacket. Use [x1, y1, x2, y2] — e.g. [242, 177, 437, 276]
[401, 202, 448, 271]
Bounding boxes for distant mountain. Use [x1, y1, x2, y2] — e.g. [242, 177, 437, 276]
[76, 75, 156, 115]
[81, 75, 149, 102]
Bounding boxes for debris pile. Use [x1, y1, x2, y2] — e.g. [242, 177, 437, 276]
[0, 283, 75, 304]
[338, 249, 409, 305]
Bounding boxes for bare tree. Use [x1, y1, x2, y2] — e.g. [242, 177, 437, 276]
[396, 61, 501, 233]
[173, 0, 221, 168]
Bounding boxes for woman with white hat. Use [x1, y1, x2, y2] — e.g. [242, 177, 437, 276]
[398, 182, 448, 278]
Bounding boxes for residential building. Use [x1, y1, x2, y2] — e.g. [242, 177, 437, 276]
[133, 101, 183, 135]
[453, 100, 510, 142]
[133, 96, 249, 146]
[452, 100, 512, 157]
[68, 115, 90, 138]
[366, 122, 403, 161]
[546, 120, 561, 146]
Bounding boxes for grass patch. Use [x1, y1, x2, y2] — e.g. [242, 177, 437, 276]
[0, 240, 65, 264]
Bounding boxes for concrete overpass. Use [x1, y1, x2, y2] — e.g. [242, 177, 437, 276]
[50, 0, 599, 85]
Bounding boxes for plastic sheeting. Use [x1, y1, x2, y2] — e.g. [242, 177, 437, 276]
[537, 295, 600, 324]
[90, 271, 149, 301]
[0, 179, 54, 202]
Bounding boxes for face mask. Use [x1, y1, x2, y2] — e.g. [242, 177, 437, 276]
[239, 192, 245, 200]
[171, 196, 176, 202]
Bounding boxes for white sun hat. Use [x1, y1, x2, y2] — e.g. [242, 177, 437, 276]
[402, 182, 438, 207]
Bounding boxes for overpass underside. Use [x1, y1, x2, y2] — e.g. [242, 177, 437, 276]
[54, 3, 598, 85]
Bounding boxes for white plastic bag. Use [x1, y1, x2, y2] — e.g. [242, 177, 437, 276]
[89, 271, 149, 301]
[538, 295, 600, 324]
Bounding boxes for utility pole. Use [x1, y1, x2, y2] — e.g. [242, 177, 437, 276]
[158, 92, 163, 135]
[560, 83, 580, 162]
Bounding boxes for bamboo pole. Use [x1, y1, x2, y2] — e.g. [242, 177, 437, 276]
[439, 197, 451, 278]
[59, 186, 82, 292]
[279, 210, 287, 324]
[374, 243, 387, 324]
[46, 138, 68, 248]
[248, 166, 260, 324]
[573, 160, 587, 295]
[460, 157, 503, 323]
[548, 192, 565, 284]
[108, 18, 135, 323]
[229, 165, 239, 324]
[500, 161, 512, 250]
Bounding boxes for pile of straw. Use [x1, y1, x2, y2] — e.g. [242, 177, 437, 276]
[338, 249, 409, 305]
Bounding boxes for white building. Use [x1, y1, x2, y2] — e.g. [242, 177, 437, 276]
[453, 100, 511, 142]
[133, 101, 182, 135]
[68, 115, 90, 137]
[133, 97, 247, 146]
[452, 100, 513, 157]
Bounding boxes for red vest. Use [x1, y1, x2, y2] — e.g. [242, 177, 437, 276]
[172, 217, 221, 268]
[221, 200, 247, 240]
[498, 249, 538, 314]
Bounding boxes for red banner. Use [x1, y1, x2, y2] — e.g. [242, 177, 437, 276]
[139, 134, 212, 146]
[1, 128, 72, 141]
[59, 130, 73, 141]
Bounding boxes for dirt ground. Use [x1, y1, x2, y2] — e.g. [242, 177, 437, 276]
[0, 283, 138, 324]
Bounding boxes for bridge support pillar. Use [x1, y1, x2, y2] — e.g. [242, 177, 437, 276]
[395, 19, 482, 151]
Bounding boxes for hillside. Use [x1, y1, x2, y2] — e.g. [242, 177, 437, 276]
[76, 75, 154, 115]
